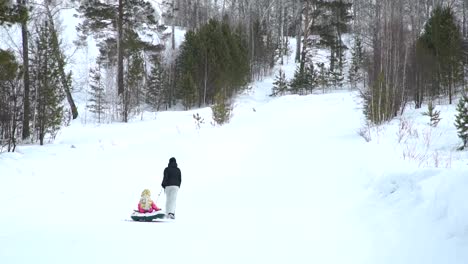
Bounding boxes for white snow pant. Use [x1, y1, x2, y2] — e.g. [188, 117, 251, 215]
[165, 186, 179, 215]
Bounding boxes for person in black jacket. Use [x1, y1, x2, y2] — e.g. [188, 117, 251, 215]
[161, 157, 181, 219]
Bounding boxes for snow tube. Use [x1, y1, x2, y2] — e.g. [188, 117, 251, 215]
[131, 211, 165, 221]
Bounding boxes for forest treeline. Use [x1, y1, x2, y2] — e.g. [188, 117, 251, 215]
[1, 0, 468, 151]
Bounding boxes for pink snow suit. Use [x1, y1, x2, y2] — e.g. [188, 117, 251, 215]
[138, 202, 160, 213]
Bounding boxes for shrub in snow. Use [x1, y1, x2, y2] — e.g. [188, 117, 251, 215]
[270, 68, 288, 97]
[87, 65, 107, 123]
[454, 95, 468, 150]
[317, 62, 329, 93]
[289, 64, 317, 95]
[193, 113, 204, 129]
[358, 122, 372, 142]
[211, 93, 232, 126]
[421, 101, 441, 127]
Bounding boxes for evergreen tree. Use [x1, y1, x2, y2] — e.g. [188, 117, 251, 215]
[454, 95, 468, 150]
[270, 68, 288, 97]
[317, 62, 329, 93]
[76, 0, 167, 122]
[314, 0, 351, 89]
[211, 91, 232, 126]
[422, 101, 441, 127]
[87, 65, 107, 123]
[221, 22, 250, 94]
[329, 61, 345, 89]
[146, 59, 167, 111]
[0, 49, 20, 152]
[418, 6, 463, 103]
[174, 30, 199, 104]
[178, 73, 198, 110]
[0, 0, 27, 27]
[289, 63, 317, 95]
[306, 63, 318, 93]
[348, 36, 364, 89]
[175, 20, 249, 108]
[289, 66, 308, 95]
[0, 49, 18, 82]
[31, 20, 65, 145]
[45, 8, 78, 121]
[0, 0, 30, 140]
[251, 18, 273, 79]
[126, 50, 145, 113]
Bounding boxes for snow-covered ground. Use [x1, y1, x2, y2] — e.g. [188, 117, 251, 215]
[1, 35, 468, 263]
[1, 2, 468, 263]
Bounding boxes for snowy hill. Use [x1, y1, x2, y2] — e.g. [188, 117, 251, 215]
[1, 2, 468, 264]
[2, 34, 468, 263]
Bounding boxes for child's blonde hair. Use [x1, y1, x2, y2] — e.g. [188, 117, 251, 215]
[139, 189, 153, 210]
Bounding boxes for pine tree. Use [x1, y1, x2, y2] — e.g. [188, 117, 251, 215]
[31, 20, 65, 145]
[454, 95, 468, 150]
[211, 91, 231, 126]
[146, 59, 166, 111]
[0, 0, 30, 140]
[418, 6, 462, 103]
[317, 62, 329, 93]
[314, 0, 351, 89]
[289, 63, 317, 95]
[76, 0, 167, 122]
[305, 63, 318, 93]
[87, 65, 107, 123]
[348, 36, 364, 89]
[45, 7, 78, 121]
[174, 30, 199, 104]
[270, 68, 288, 97]
[422, 101, 441, 127]
[289, 66, 308, 95]
[175, 20, 249, 108]
[178, 73, 198, 110]
[0, 1, 27, 26]
[126, 51, 145, 113]
[0, 49, 20, 152]
[330, 63, 345, 89]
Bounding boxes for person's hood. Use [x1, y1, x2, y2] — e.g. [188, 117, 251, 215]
[168, 157, 177, 167]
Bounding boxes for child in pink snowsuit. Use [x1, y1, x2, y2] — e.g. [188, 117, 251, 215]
[138, 189, 161, 213]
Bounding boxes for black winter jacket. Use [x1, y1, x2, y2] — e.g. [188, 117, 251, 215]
[161, 160, 182, 188]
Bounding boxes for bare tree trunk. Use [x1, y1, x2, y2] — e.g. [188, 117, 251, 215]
[19, 0, 30, 140]
[172, 0, 176, 50]
[117, 0, 126, 121]
[464, 0, 467, 38]
[400, 34, 409, 115]
[295, 0, 302, 62]
[117, 0, 124, 96]
[300, 0, 309, 73]
[284, 5, 289, 58]
[463, 0, 467, 89]
[279, 0, 284, 65]
[204, 52, 207, 105]
[248, 1, 254, 78]
[449, 66, 453, 104]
